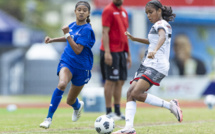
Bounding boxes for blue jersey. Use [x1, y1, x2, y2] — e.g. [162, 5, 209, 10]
[61, 22, 95, 70]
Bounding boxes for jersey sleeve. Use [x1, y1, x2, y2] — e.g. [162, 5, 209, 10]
[102, 8, 113, 27]
[154, 21, 166, 33]
[76, 27, 95, 48]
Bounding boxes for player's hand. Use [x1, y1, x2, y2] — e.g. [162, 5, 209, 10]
[44, 36, 53, 44]
[104, 52, 112, 66]
[147, 51, 157, 59]
[62, 26, 69, 34]
[125, 31, 135, 41]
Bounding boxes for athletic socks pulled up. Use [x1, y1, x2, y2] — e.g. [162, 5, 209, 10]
[47, 88, 64, 119]
[125, 101, 136, 128]
[145, 93, 170, 110]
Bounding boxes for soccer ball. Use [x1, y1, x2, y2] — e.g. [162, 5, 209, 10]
[94, 115, 114, 134]
[204, 95, 215, 109]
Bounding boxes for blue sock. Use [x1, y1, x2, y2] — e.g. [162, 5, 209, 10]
[47, 88, 64, 119]
[71, 98, 80, 110]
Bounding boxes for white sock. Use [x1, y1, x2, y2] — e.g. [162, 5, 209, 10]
[145, 93, 170, 110]
[125, 101, 136, 128]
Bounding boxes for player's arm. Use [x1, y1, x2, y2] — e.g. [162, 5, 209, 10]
[126, 50, 132, 69]
[102, 26, 112, 66]
[44, 36, 67, 43]
[62, 26, 84, 55]
[125, 31, 149, 45]
[148, 29, 166, 59]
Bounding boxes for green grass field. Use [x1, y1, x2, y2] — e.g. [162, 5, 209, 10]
[0, 96, 215, 134]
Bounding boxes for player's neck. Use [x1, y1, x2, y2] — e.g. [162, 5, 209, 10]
[76, 21, 87, 25]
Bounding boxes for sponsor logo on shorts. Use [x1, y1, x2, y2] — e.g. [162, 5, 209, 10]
[110, 76, 119, 79]
[113, 69, 119, 75]
[145, 70, 152, 75]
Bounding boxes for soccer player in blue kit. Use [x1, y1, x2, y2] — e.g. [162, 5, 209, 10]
[40, 1, 95, 129]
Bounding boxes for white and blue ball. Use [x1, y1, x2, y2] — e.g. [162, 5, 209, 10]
[94, 115, 114, 134]
[204, 95, 215, 109]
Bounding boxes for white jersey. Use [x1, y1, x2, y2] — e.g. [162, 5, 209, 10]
[142, 20, 172, 76]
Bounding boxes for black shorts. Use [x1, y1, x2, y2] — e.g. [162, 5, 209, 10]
[100, 50, 127, 81]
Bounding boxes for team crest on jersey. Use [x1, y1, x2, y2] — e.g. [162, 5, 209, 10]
[122, 11, 126, 18]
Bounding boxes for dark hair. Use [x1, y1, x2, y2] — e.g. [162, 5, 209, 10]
[75, 1, 91, 24]
[146, 0, 176, 22]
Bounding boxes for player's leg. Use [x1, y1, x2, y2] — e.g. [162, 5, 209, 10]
[102, 52, 119, 115]
[112, 81, 137, 134]
[112, 52, 127, 120]
[68, 67, 91, 122]
[67, 84, 84, 122]
[104, 80, 116, 114]
[113, 80, 125, 120]
[132, 74, 183, 122]
[48, 67, 72, 118]
[40, 67, 72, 129]
[131, 78, 170, 108]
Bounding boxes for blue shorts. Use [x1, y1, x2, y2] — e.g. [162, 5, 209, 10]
[57, 60, 91, 86]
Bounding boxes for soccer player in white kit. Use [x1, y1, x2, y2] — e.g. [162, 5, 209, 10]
[113, 0, 183, 134]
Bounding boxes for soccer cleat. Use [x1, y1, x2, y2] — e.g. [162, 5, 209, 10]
[112, 114, 125, 121]
[72, 101, 84, 122]
[112, 127, 136, 134]
[40, 118, 52, 129]
[107, 113, 125, 121]
[170, 99, 183, 122]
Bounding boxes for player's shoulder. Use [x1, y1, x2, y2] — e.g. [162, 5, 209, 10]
[154, 20, 171, 28]
[68, 22, 76, 27]
[103, 3, 114, 12]
[121, 7, 128, 13]
[82, 24, 94, 32]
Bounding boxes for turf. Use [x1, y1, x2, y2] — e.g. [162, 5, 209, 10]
[0, 107, 215, 134]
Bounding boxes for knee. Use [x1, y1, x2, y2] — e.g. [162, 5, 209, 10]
[130, 90, 139, 100]
[127, 88, 132, 99]
[57, 81, 68, 90]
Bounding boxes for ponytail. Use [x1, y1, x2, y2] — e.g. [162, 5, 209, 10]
[146, 0, 176, 22]
[161, 6, 176, 22]
[86, 15, 91, 24]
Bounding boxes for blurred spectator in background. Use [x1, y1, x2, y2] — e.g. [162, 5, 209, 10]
[100, 0, 132, 120]
[169, 34, 206, 76]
